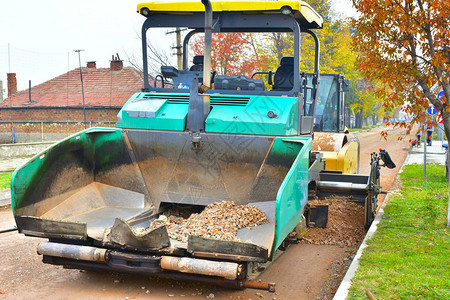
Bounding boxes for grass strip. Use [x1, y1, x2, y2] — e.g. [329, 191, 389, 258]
[0, 172, 13, 190]
[348, 164, 450, 299]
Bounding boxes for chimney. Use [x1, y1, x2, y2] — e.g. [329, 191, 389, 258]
[7, 73, 17, 97]
[110, 54, 123, 72]
[86, 61, 97, 69]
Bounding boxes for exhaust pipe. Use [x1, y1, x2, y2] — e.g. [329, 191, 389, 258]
[201, 0, 212, 88]
[186, 0, 212, 141]
[161, 256, 241, 280]
[37, 242, 107, 262]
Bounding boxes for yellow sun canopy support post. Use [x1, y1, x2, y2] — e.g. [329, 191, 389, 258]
[137, 0, 323, 29]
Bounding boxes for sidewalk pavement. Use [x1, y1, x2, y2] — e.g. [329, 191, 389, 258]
[0, 190, 11, 207]
[0, 157, 30, 172]
[405, 140, 446, 165]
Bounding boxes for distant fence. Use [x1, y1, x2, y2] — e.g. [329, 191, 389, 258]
[0, 121, 116, 144]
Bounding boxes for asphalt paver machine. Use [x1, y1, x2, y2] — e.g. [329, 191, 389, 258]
[10, 0, 393, 291]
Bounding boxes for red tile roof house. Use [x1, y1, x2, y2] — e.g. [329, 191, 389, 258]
[0, 59, 149, 143]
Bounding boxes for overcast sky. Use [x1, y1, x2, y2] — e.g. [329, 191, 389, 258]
[0, 0, 356, 98]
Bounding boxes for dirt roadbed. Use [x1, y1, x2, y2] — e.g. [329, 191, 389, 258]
[0, 127, 411, 299]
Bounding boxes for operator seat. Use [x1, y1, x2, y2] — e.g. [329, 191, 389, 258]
[272, 57, 294, 91]
[189, 55, 204, 72]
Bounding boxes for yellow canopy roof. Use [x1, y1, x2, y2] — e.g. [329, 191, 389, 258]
[137, 0, 323, 27]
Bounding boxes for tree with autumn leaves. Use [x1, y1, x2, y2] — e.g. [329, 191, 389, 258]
[352, 0, 450, 136]
[190, 32, 262, 78]
[352, 0, 450, 226]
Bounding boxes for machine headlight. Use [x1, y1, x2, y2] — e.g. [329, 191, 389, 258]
[141, 8, 150, 16]
[281, 6, 292, 15]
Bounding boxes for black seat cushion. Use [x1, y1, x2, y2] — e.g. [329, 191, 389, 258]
[273, 57, 294, 90]
[190, 55, 204, 71]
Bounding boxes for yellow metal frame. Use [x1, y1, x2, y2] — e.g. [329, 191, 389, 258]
[320, 141, 359, 174]
[137, 0, 322, 27]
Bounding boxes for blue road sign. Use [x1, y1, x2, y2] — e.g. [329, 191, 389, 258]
[427, 105, 437, 115]
[438, 90, 445, 101]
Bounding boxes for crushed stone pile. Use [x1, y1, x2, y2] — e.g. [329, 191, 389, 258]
[142, 201, 269, 242]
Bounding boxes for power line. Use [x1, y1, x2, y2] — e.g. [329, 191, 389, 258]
[6, 44, 68, 56]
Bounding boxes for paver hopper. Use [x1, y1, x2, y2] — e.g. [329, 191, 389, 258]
[12, 127, 309, 289]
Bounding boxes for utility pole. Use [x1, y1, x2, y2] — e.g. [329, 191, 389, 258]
[166, 28, 186, 69]
[74, 49, 87, 129]
[176, 27, 182, 69]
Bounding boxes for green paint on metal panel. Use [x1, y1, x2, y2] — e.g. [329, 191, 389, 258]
[117, 93, 188, 131]
[116, 92, 299, 136]
[205, 96, 298, 135]
[273, 137, 312, 254]
[92, 129, 128, 171]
